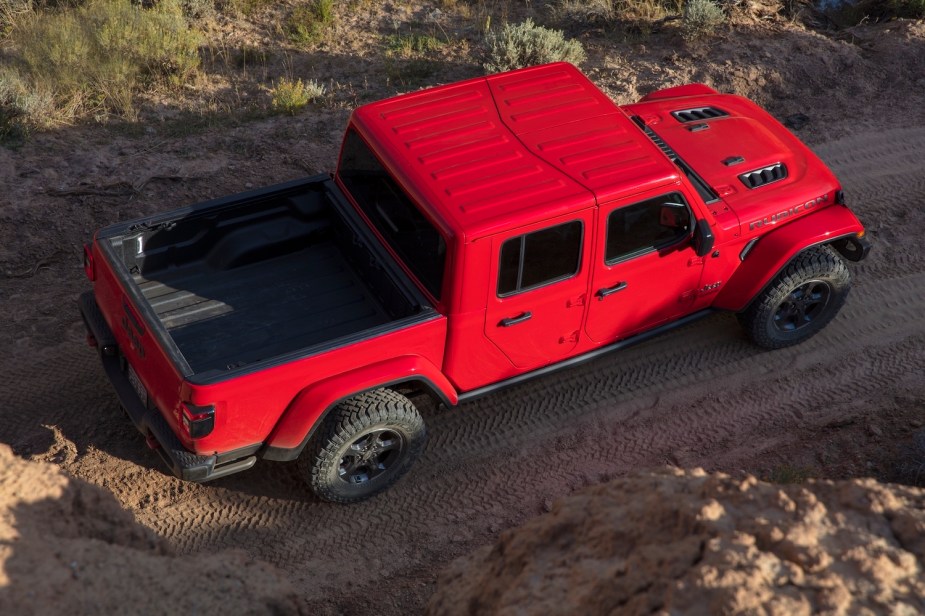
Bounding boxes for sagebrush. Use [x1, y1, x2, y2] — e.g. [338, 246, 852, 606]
[682, 0, 725, 40]
[483, 18, 585, 73]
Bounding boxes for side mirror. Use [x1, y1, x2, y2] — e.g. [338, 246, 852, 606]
[659, 202, 691, 230]
[693, 219, 715, 257]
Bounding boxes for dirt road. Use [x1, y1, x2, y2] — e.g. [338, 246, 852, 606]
[2, 126, 924, 613]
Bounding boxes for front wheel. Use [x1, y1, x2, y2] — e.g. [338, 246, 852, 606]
[738, 245, 850, 349]
[300, 389, 426, 503]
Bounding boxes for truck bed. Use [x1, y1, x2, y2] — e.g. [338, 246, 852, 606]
[100, 177, 430, 377]
[135, 242, 391, 372]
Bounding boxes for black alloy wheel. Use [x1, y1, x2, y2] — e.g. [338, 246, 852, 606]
[771, 279, 831, 333]
[738, 245, 850, 349]
[300, 388, 426, 503]
[337, 428, 406, 485]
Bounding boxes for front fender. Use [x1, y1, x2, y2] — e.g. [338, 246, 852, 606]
[713, 205, 865, 312]
[261, 355, 457, 459]
[639, 83, 720, 102]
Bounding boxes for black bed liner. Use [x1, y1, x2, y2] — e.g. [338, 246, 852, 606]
[136, 242, 392, 372]
[97, 175, 435, 379]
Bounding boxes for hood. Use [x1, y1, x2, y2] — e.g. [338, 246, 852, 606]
[623, 93, 841, 237]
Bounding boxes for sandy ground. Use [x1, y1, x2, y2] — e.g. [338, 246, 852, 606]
[1, 4, 924, 614]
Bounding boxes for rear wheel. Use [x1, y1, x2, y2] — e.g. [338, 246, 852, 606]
[738, 245, 850, 349]
[300, 389, 425, 503]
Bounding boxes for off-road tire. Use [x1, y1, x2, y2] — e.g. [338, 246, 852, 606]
[300, 388, 426, 504]
[738, 245, 851, 350]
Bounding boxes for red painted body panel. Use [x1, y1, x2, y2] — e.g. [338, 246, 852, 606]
[712, 204, 864, 312]
[92, 240, 449, 455]
[85, 63, 867, 481]
[184, 316, 448, 454]
[348, 70, 594, 243]
[584, 185, 706, 342]
[638, 83, 720, 101]
[623, 94, 840, 241]
[483, 209, 596, 369]
[93, 245, 188, 446]
[265, 354, 456, 450]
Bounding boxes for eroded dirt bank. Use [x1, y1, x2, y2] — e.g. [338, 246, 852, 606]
[0, 444, 302, 615]
[429, 468, 925, 615]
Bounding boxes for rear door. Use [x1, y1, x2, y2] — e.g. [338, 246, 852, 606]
[484, 211, 593, 370]
[585, 189, 705, 343]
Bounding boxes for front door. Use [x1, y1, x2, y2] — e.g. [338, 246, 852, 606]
[585, 190, 705, 343]
[484, 212, 593, 370]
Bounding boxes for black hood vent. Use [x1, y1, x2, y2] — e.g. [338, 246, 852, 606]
[739, 163, 788, 189]
[631, 116, 719, 204]
[672, 107, 728, 123]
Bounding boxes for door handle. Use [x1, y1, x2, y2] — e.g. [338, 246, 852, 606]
[499, 311, 532, 327]
[596, 281, 628, 300]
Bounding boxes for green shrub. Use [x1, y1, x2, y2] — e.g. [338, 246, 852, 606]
[286, 0, 334, 46]
[387, 32, 443, 57]
[483, 18, 586, 73]
[270, 77, 325, 115]
[681, 0, 724, 41]
[4, 0, 201, 127]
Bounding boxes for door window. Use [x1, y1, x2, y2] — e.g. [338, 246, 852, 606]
[498, 221, 583, 296]
[605, 192, 691, 264]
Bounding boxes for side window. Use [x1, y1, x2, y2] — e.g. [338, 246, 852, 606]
[339, 130, 447, 300]
[498, 221, 583, 296]
[605, 192, 691, 264]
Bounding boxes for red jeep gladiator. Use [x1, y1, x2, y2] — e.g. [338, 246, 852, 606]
[80, 63, 870, 502]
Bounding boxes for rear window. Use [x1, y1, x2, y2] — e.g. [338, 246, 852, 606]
[497, 221, 583, 296]
[338, 130, 447, 300]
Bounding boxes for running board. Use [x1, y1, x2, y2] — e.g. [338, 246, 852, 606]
[457, 309, 716, 403]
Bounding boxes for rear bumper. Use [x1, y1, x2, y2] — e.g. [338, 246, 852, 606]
[78, 291, 257, 482]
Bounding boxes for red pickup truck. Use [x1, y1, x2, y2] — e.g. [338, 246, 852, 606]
[80, 63, 870, 502]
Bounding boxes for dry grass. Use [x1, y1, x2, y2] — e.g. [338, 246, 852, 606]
[387, 32, 444, 57]
[1, 0, 201, 129]
[286, 0, 335, 47]
[555, 0, 685, 24]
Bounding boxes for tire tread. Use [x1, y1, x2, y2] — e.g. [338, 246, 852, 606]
[738, 245, 850, 349]
[300, 389, 425, 503]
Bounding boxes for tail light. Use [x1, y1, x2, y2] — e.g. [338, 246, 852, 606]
[83, 244, 95, 281]
[181, 403, 215, 439]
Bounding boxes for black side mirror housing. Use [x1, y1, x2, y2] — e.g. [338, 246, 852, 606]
[693, 219, 715, 257]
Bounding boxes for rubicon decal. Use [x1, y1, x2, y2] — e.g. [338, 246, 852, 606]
[748, 194, 828, 231]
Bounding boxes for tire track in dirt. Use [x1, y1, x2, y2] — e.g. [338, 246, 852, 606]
[2, 127, 924, 614]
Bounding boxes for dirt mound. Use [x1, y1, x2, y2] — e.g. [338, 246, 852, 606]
[0, 444, 302, 615]
[428, 468, 925, 615]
